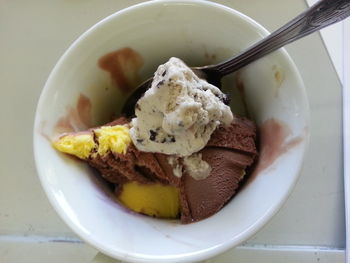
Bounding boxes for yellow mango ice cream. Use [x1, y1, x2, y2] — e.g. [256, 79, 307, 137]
[53, 133, 95, 159]
[119, 182, 180, 218]
[95, 125, 131, 155]
[53, 124, 131, 159]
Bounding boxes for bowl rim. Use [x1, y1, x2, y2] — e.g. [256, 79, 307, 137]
[33, 0, 310, 262]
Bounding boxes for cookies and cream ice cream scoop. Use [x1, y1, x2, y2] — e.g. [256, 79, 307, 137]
[130, 57, 233, 157]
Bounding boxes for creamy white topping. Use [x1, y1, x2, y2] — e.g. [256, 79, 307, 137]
[167, 153, 211, 180]
[130, 57, 233, 157]
[167, 155, 183, 178]
[183, 153, 211, 180]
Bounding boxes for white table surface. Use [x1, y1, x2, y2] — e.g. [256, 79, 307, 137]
[0, 0, 345, 262]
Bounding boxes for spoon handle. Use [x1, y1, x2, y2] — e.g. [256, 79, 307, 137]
[209, 0, 350, 76]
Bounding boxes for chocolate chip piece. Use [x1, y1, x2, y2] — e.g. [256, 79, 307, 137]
[222, 94, 230, 105]
[135, 103, 141, 111]
[157, 80, 165, 87]
[149, 130, 157, 141]
[170, 136, 176, 143]
[136, 139, 144, 143]
[162, 70, 167, 77]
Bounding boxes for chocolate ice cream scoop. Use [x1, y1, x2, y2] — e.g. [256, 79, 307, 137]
[207, 115, 257, 155]
[54, 116, 170, 185]
[150, 115, 257, 223]
[180, 147, 255, 223]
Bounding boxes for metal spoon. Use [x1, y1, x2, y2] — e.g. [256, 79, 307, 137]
[122, 0, 350, 116]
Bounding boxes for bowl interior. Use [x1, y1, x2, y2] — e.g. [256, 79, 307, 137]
[34, 1, 309, 262]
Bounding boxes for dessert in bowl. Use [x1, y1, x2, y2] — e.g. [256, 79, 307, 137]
[33, 1, 309, 262]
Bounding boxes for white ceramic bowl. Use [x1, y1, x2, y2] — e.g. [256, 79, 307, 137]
[33, 1, 309, 262]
